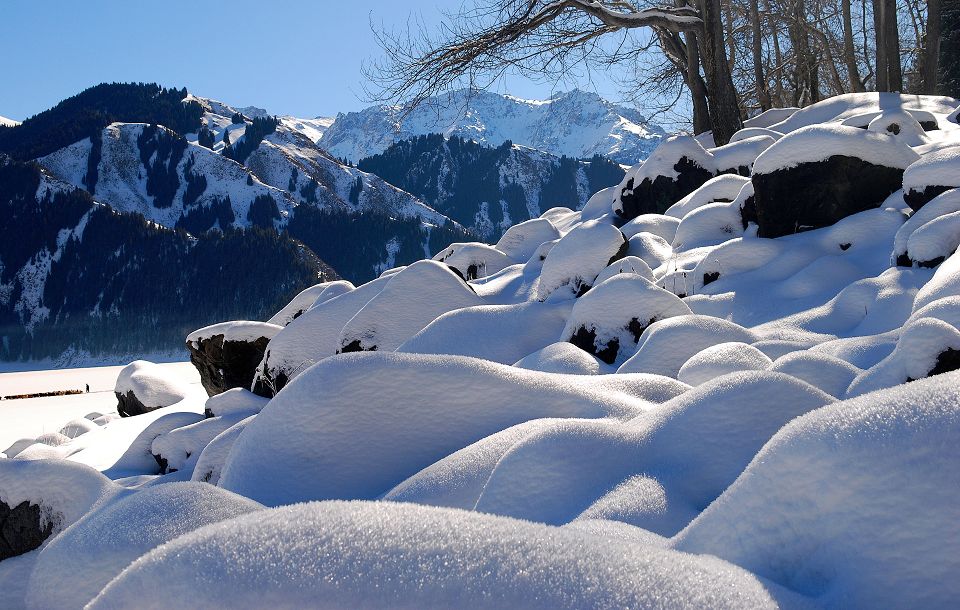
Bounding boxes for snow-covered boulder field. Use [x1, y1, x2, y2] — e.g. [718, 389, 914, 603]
[4, 92, 960, 608]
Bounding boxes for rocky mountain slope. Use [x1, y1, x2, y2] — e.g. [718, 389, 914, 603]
[320, 88, 665, 164]
[0, 155, 332, 363]
[358, 134, 625, 239]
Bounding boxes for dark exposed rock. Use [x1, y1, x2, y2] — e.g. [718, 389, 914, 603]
[615, 157, 715, 219]
[739, 193, 758, 229]
[903, 185, 954, 211]
[896, 252, 913, 267]
[750, 155, 905, 238]
[839, 243, 852, 251]
[338, 340, 370, 354]
[928, 348, 960, 377]
[568, 316, 657, 365]
[0, 500, 53, 561]
[703, 271, 721, 286]
[187, 334, 272, 397]
[116, 389, 153, 418]
[919, 120, 939, 131]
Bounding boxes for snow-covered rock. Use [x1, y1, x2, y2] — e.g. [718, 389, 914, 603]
[562, 275, 691, 365]
[265, 281, 354, 326]
[186, 322, 282, 396]
[902, 146, 960, 210]
[613, 135, 717, 219]
[536, 219, 627, 300]
[494, 218, 562, 261]
[114, 360, 190, 417]
[433, 242, 517, 280]
[750, 124, 918, 237]
[337, 260, 484, 352]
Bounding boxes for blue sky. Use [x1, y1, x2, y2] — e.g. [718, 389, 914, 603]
[0, 0, 627, 121]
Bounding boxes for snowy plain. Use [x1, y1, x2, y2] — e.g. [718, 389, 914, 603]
[2, 92, 960, 608]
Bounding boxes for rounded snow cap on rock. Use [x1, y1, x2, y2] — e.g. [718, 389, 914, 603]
[620, 214, 680, 242]
[594, 256, 654, 285]
[433, 241, 516, 280]
[186, 321, 282, 348]
[562, 274, 691, 365]
[114, 360, 190, 415]
[536, 219, 627, 301]
[677, 342, 772, 386]
[752, 124, 920, 175]
[513, 341, 604, 375]
[495, 218, 561, 261]
[902, 147, 960, 210]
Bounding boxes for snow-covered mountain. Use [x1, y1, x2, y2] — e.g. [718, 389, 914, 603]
[320, 88, 665, 164]
[358, 134, 624, 239]
[3, 92, 960, 609]
[0, 154, 333, 363]
[0, 115, 20, 128]
[1, 84, 471, 285]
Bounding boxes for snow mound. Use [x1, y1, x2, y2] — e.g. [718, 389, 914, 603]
[433, 242, 516, 280]
[562, 275, 691, 365]
[190, 416, 255, 485]
[495, 218, 562, 260]
[665, 174, 750, 220]
[865, 108, 929, 146]
[337, 260, 484, 352]
[26, 482, 262, 610]
[618, 315, 758, 377]
[535, 219, 627, 300]
[902, 146, 960, 208]
[593, 255, 655, 285]
[203, 388, 269, 418]
[671, 200, 745, 251]
[709, 135, 776, 174]
[676, 371, 960, 608]
[266, 281, 354, 326]
[753, 124, 920, 175]
[626, 232, 674, 269]
[620, 213, 680, 241]
[913, 247, 960, 311]
[677, 342, 772, 386]
[219, 352, 646, 506]
[892, 188, 960, 265]
[768, 351, 861, 397]
[113, 361, 190, 413]
[87, 501, 793, 610]
[846, 317, 960, 397]
[728, 126, 783, 143]
[398, 301, 572, 364]
[253, 273, 392, 392]
[151, 412, 253, 474]
[513, 342, 604, 375]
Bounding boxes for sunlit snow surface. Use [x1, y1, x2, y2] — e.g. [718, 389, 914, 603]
[3, 92, 960, 609]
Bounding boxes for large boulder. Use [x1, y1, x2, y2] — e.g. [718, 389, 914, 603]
[186, 322, 282, 397]
[902, 147, 960, 210]
[613, 136, 717, 219]
[750, 125, 919, 237]
[114, 360, 190, 417]
[0, 499, 51, 561]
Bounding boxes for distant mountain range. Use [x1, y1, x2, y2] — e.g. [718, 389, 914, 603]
[0, 83, 661, 364]
[318, 88, 665, 165]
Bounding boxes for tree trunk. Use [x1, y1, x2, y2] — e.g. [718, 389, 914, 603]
[884, 0, 903, 90]
[842, 0, 866, 91]
[686, 30, 714, 133]
[874, 0, 889, 90]
[939, 0, 960, 97]
[922, 0, 941, 93]
[698, 0, 744, 144]
[763, 0, 786, 106]
[751, 0, 772, 109]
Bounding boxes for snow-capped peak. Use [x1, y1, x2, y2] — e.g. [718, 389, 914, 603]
[318, 88, 665, 164]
